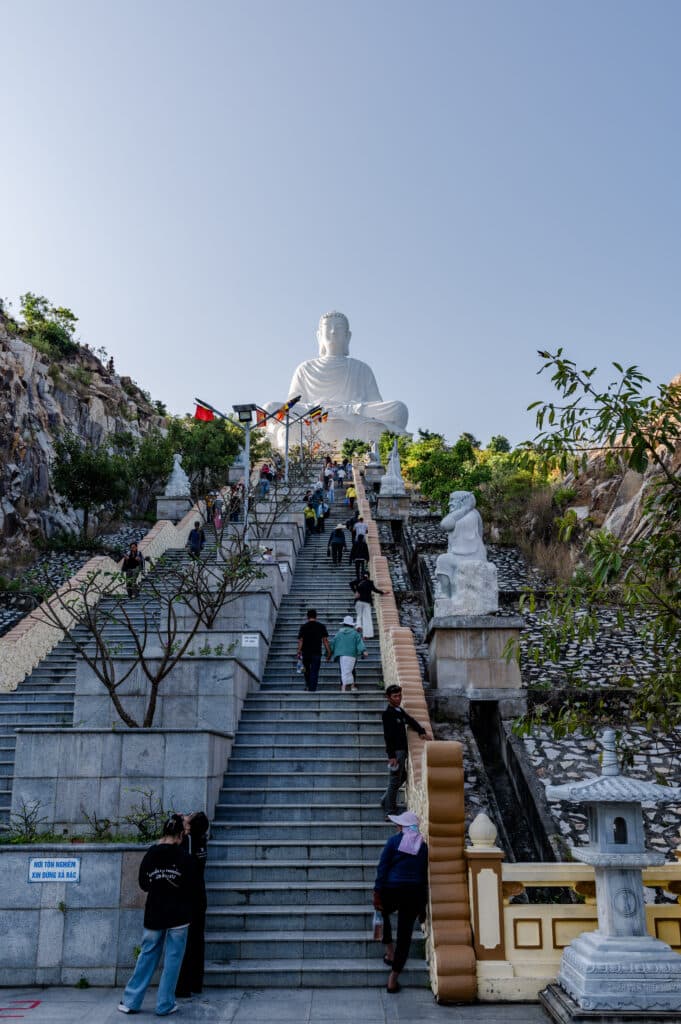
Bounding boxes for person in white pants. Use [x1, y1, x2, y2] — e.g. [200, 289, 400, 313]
[353, 573, 385, 641]
[329, 616, 367, 692]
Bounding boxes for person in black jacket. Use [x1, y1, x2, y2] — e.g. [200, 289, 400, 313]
[373, 810, 429, 993]
[117, 814, 193, 1016]
[380, 685, 427, 818]
[175, 811, 209, 999]
[349, 536, 369, 580]
[327, 524, 347, 566]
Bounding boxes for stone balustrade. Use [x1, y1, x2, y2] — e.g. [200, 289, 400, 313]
[0, 504, 204, 693]
[352, 463, 477, 1002]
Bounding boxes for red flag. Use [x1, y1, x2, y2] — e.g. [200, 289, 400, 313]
[256, 409, 268, 427]
[194, 403, 215, 422]
[304, 419, 311, 427]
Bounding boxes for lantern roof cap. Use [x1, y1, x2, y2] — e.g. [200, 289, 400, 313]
[545, 729, 681, 806]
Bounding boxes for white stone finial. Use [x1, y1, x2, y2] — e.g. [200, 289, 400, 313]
[600, 728, 620, 777]
[163, 453, 191, 497]
[469, 812, 499, 849]
[379, 440, 406, 497]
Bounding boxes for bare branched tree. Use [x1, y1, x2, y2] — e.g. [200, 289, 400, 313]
[25, 536, 262, 728]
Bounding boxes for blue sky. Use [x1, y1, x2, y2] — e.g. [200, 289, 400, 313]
[1, 0, 679, 445]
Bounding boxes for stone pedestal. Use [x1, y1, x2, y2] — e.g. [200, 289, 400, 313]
[427, 615, 524, 716]
[364, 464, 385, 491]
[155, 495, 192, 523]
[375, 494, 410, 521]
[228, 464, 246, 485]
[434, 561, 498, 616]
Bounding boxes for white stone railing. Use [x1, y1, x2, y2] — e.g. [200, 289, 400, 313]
[0, 504, 204, 693]
[467, 842, 681, 1001]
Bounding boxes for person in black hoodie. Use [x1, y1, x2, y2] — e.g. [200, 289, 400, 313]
[117, 814, 193, 1016]
[175, 811, 209, 999]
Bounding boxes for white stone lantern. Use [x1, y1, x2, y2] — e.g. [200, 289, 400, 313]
[540, 728, 681, 1021]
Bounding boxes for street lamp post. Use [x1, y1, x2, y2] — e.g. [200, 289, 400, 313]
[232, 403, 257, 536]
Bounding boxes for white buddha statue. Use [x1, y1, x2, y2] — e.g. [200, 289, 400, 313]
[264, 311, 408, 446]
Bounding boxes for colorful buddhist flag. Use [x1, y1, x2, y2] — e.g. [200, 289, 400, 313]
[321, 411, 329, 422]
[194, 403, 215, 422]
[309, 406, 323, 420]
[256, 409, 268, 427]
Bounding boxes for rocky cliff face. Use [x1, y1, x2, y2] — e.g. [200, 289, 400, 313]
[567, 373, 681, 545]
[0, 314, 164, 555]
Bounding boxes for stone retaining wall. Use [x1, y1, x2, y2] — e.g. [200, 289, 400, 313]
[12, 729, 233, 833]
[0, 843, 146, 986]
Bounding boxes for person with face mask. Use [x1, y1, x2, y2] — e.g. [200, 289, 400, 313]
[175, 811, 210, 1000]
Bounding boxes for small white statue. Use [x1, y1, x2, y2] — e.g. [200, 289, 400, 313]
[434, 491, 498, 616]
[379, 440, 406, 497]
[367, 441, 381, 466]
[164, 453, 191, 497]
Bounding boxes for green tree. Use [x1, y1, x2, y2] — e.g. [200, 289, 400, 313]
[459, 431, 481, 450]
[514, 351, 681, 744]
[131, 429, 175, 514]
[166, 416, 241, 499]
[487, 434, 511, 453]
[20, 292, 79, 358]
[52, 433, 131, 538]
[406, 435, 492, 512]
[341, 438, 371, 460]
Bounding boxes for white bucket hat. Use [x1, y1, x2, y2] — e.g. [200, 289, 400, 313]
[342, 615, 355, 626]
[387, 810, 419, 828]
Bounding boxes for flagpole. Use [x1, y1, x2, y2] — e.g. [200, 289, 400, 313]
[284, 411, 291, 484]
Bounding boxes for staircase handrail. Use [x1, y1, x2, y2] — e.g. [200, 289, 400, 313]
[352, 462, 477, 1002]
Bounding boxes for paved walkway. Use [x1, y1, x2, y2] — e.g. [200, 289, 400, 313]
[0, 987, 549, 1022]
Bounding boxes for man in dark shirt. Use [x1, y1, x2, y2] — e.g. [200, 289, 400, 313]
[296, 608, 332, 692]
[381, 684, 427, 817]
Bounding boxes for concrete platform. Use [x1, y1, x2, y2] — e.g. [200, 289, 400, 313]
[0, 987, 551, 1022]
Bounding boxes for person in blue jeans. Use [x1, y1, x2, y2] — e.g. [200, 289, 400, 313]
[118, 814, 193, 1016]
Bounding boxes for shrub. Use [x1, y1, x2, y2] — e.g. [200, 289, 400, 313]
[69, 366, 92, 388]
[30, 320, 79, 358]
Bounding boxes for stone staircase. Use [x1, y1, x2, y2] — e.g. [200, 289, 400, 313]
[204, 526, 429, 987]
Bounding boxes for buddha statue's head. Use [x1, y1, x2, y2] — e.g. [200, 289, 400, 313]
[317, 311, 351, 357]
